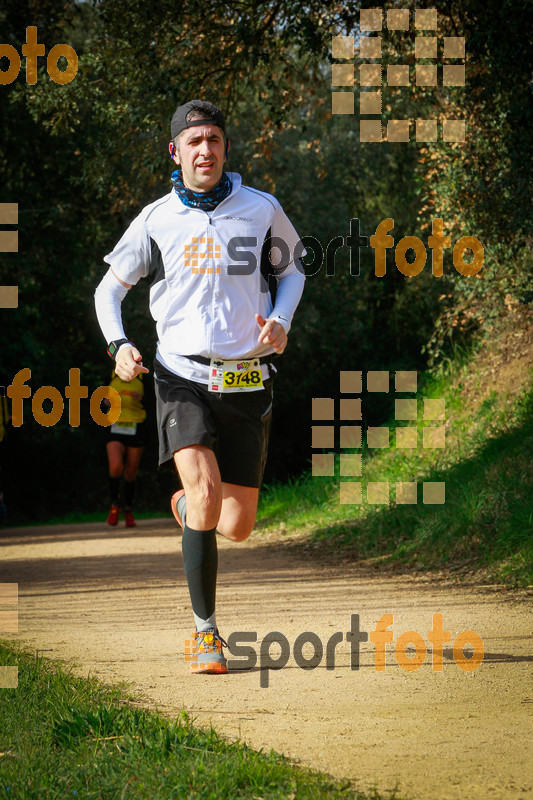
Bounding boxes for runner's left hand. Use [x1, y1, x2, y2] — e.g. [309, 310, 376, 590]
[115, 346, 150, 381]
[255, 314, 287, 354]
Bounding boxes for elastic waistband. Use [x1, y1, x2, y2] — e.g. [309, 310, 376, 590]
[184, 354, 276, 366]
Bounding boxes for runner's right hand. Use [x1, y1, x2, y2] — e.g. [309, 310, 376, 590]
[115, 346, 150, 381]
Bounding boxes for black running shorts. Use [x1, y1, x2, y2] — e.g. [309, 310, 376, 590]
[104, 420, 146, 448]
[154, 358, 273, 488]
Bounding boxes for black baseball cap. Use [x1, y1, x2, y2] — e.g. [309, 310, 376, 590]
[170, 99, 226, 140]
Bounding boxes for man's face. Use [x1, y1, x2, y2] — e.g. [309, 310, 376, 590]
[173, 124, 226, 192]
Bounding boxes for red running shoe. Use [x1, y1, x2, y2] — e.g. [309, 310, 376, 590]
[107, 505, 121, 526]
[171, 489, 186, 529]
[124, 509, 136, 528]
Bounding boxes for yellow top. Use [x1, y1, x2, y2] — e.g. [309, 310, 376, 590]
[106, 371, 146, 424]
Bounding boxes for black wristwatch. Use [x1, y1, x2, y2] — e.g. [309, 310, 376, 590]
[107, 339, 135, 360]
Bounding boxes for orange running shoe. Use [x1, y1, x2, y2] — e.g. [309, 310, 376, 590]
[124, 509, 136, 528]
[185, 628, 228, 674]
[107, 505, 121, 526]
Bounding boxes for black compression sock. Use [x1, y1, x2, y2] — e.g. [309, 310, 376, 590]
[109, 476, 120, 506]
[124, 480, 136, 509]
[182, 525, 218, 628]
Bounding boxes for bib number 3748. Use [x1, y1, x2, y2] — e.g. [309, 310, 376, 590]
[208, 358, 264, 393]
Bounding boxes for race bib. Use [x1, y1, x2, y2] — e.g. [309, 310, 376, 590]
[208, 358, 264, 393]
[110, 422, 137, 435]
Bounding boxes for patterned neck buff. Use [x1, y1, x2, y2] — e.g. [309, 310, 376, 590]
[171, 169, 232, 212]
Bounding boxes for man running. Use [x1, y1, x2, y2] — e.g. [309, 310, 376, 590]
[95, 99, 305, 674]
[103, 368, 147, 528]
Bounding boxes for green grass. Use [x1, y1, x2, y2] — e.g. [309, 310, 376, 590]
[0, 643, 405, 800]
[257, 363, 533, 589]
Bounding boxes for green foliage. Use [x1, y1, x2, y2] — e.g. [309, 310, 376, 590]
[0, 0, 530, 517]
[258, 359, 533, 588]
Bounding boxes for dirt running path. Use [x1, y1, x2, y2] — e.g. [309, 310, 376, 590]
[0, 520, 531, 799]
